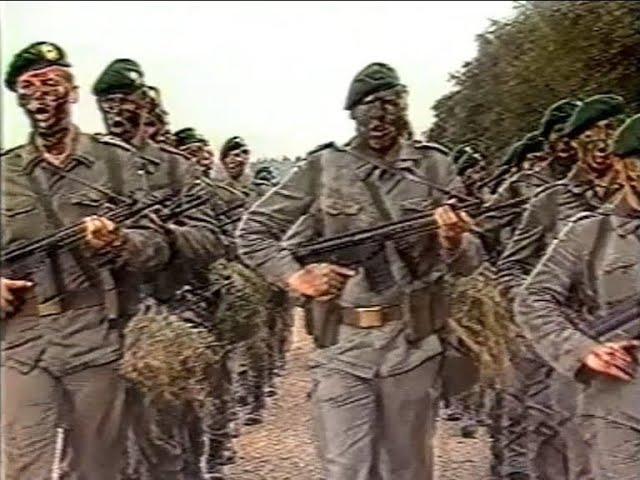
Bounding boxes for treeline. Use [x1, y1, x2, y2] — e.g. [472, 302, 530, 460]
[426, 0, 640, 164]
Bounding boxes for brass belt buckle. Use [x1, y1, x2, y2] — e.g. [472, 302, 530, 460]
[356, 306, 384, 328]
[38, 297, 62, 317]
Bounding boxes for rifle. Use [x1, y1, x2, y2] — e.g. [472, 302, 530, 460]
[290, 195, 529, 291]
[509, 296, 640, 447]
[589, 295, 640, 342]
[2, 191, 245, 274]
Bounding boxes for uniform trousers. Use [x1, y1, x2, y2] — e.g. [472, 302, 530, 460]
[310, 357, 441, 480]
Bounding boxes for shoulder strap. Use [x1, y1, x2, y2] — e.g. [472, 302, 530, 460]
[26, 168, 102, 289]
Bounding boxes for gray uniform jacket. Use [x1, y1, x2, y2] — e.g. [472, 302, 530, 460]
[237, 139, 483, 378]
[497, 172, 605, 296]
[515, 208, 640, 378]
[1, 130, 170, 375]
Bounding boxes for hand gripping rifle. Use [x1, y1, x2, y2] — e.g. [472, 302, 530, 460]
[2, 191, 245, 276]
[289, 195, 529, 291]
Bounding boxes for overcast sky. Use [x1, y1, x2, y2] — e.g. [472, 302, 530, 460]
[1, 1, 515, 158]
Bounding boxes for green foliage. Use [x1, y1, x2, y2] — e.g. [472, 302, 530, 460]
[427, 1, 640, 164]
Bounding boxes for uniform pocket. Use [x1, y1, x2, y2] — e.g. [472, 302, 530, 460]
[1, 201, 42, 244]
[69, 190, 107, 208]
[320, 197, 362, 216]
[399, 197, 436, 213]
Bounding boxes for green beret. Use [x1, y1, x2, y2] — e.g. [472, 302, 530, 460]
[220, 136, 248, 159]
[144, 85, 168, 116]
[562, 94, 625, 139]
[254, 166, 277, 184]
[501, 132, 544, 168]
[5, 42, 71, 92]
[612, 114, 640, 158]
[344, 62, 404, 110]
[174, 128, 208, 148]
[93, 59, 145, 97]
[450, 144, 472, 165]
[521, 131, 545, 157]
[539, 98, 582, 139]
[456, 151, 483, 177]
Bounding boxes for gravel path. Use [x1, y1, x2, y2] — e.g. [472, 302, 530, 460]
[228, 312, 491, 480]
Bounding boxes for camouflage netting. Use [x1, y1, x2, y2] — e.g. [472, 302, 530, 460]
[121, 259, 273, 406]
[447, 263, 521, 385]
[205, 258, 272, 344]
[121, 301, 223, 406]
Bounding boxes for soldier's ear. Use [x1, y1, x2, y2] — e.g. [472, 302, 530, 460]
[69, 85, 79, 104]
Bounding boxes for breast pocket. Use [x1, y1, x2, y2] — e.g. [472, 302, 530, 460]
[320, 197, 363, 234]
[399, 197, 436, 215]
[60, 190, 109, 220]
[599, 254, 640, 303]
[1, 201, 42, 244]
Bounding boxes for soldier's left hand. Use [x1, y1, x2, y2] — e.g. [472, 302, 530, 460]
[582, 340, 640, 381]
[84, 216, 125, 250]
[434, 205, 474, 251]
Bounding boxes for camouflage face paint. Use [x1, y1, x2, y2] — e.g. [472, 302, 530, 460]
[222, 147, 250, 180]
[352, 86, 409, 153]
[98, 92, 148, 144]
[17, 67, 75, 134]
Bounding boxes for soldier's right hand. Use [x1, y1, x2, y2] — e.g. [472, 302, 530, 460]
[286, 263, 355, 299]
[582, 340, 640, 381]
[0, 277, 34, 315]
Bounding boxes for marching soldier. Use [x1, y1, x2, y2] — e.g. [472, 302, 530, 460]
[93, 59, 229, 480]
[0, 42, 174, 480]
[174, 127, 216, 177]
[214, 135, 284, 427]
[515, 114, 640, 480]
[236, 62, 483, 480]
[497, 95, 626, 480]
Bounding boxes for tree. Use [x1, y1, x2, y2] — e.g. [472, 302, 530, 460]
[427, 1, 640, 164]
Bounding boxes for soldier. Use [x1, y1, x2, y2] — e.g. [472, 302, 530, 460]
[174, 127, 216, 177]
[515, 114, 640, 480]
[174, 126, 243, 478]
[236, 62, 482, 480]
[93, 59, 228, 480]
[0, 41, 173, 480]
[482, 132, 547, 256]
[143, 85, 176, 147]
[214, 136, 284, 427]
[253, 165, 279, 188]
[497, 95, 625, 480]
[454, 145, 489, 201]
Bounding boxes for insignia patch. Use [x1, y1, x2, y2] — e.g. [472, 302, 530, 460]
[40, 43, 61, 61]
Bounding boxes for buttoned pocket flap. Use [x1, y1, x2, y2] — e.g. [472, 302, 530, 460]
[321, 198, 362, 216]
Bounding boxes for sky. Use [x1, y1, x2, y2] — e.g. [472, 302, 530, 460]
[1, 1, 516, 159]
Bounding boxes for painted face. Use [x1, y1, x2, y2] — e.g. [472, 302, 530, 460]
[352, 86, 409, 153]
[574, 120, 619, 179]
[144, 111, 170, 143]
[98, 92, 147, 144]
[463, 162, 488, 188]
[548, 133, 579, 167]
[16, 67, 76, 134]
[221, 147, 250, 180]
[181, 143, 215, 172]
[619, 158, 640, 212]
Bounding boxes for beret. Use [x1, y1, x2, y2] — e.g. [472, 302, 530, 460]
[220, 136, 248, 159]
[539, 98, 582, 139]
[5, 41, 71, 91]
[344, 62, 404, 110]
[174, 128, 209, 148]
[562, 94, 625, 139]
[93, 58, 145, 97]
[611, 114, 640, 158]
